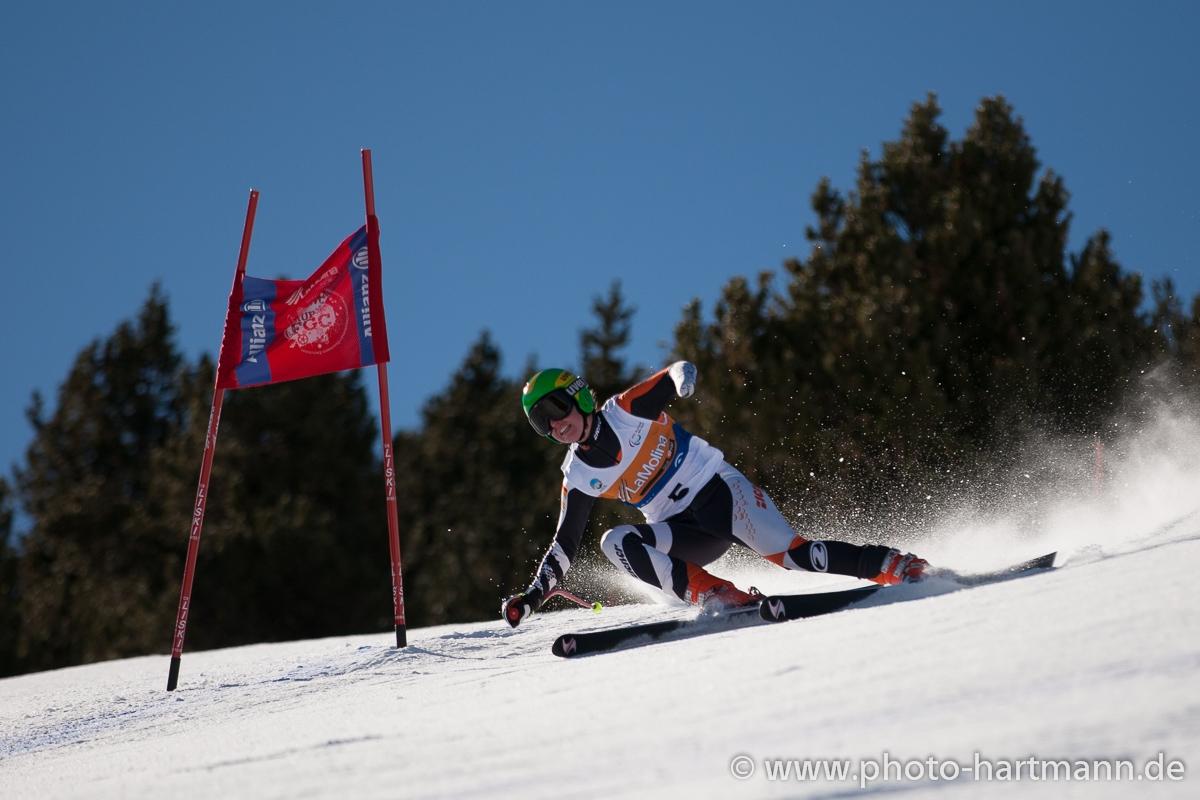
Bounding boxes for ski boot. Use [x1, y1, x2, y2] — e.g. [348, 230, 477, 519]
[869, 549, 928, 585]
[684, 567, 763, 612]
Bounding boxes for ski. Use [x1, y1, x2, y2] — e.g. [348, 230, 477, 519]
[551, 551, 1058, 656]
[933, 551, 1057, 587]
[758, 551, 1057, 622]
[758, 585, 882, 622]
[551, 584, 878, 657]
[552, 605, 761, 658]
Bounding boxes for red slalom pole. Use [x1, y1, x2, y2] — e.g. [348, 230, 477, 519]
[362, 149, 408, 647]
[167, 189, 259, 691]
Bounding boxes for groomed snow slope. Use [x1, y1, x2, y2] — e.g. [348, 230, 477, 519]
[2, 524, 1197, 799]
[4, 407, 1200, 798]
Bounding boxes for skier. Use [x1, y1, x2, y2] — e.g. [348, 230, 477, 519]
[502, 363, 928, 627]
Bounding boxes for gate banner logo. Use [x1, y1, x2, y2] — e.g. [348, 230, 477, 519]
[216, 224, 390, 389]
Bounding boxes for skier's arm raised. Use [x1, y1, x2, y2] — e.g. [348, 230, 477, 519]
[615, 361, 697, 420]
[502, 483, 597, 627]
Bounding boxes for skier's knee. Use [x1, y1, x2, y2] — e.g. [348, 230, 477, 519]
[600, 524, 643, 569]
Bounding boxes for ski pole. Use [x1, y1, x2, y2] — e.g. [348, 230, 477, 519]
[545, 587, 603, 613]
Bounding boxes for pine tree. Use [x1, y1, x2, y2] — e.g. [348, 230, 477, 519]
[672, 94, 1170, 525]
[168, 365, 388, 651]
[14, 285, 186, 670]
[0, 477, 20, 676]
[580, 280, 639, 402]
[1051, 231, 1159, 429]
[10, 285, 393, 673]
[576, 281, 643, 574]
[393, 332, 559, 624]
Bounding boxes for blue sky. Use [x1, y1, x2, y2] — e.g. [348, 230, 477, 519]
[2, 1, 1197, 478]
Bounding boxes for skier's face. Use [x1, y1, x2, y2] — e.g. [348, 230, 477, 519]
[549, 407, 587, 444]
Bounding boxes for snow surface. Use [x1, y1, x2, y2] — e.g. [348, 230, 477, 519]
[4, 410, 1200, 799]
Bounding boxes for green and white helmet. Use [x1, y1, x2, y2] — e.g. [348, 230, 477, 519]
[522, 369, 596, 438]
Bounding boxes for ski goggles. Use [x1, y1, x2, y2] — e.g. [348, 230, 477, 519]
[527, 389, 576, 437]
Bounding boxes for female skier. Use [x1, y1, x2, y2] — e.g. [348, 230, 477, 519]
[502, 362, 927, 627]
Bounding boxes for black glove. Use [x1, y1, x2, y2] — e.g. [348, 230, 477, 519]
[502, 586, 545, 628]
